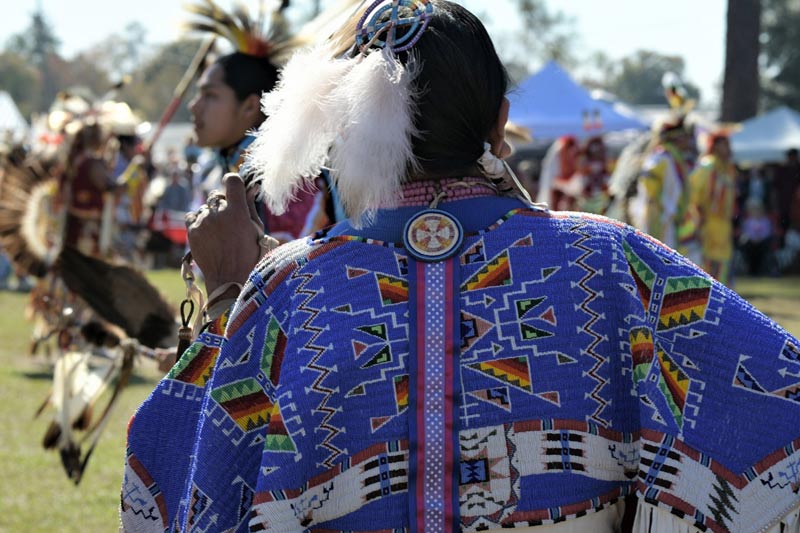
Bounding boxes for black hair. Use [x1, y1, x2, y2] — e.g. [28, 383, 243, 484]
[787, 148, 799, 158]
[215, 52, 280, 102]
[117, 134, 138, 148]
[395, 1, 509, 178]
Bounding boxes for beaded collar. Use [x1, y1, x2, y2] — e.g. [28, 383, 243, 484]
[395, 177, 499, 208]
[218, 135, 255, 174]
[392, 177, 498, 262]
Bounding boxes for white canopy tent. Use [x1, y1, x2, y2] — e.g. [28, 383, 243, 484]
[508, 61, 647, 142]
[0, 91, 28, 140]
[731, 106, 800, 164]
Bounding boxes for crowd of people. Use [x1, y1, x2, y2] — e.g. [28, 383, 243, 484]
[732, 150, 800, 275]
[513, 127, 800, 288]
[4, 123, 796, 293]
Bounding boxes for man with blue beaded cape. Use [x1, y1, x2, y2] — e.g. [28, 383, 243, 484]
[121, 2, 800, 531]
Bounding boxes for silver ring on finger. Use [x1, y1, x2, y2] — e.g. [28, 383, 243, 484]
[185, 206, 206, 227]
[208, 195, 226, 210]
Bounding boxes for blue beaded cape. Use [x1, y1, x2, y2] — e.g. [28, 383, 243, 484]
[122, 197, 800, 532]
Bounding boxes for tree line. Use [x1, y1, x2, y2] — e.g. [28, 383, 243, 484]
[0, 0, 797, 126]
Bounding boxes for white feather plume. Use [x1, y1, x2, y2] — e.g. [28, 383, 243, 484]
[248, 45, 421, 223]
[247, 46, 354, 215]
[328, 48, 420, 224]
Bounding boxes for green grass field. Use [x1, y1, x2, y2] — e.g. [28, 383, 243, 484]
[0, 270, 182, 533]
[0, 272, 798, 532]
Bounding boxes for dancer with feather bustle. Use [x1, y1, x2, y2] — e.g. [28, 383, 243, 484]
[59, 122, 111, 256]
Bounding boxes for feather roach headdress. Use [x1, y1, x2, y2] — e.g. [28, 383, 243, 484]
[657, 71, 696, 140]
[662, 71, 695, 115]
[184, 0, 366, 66]
[184, 0, 290, 59]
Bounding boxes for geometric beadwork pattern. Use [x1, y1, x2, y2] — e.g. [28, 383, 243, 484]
[123, 207, 800, 533]
[783, 339, 800, 364]
[461, 250, 512, 292]
[461, 237, 487, 265]
[624, 240, 656, 311]
[461, 310, 494, 351]
[121, 452, 168, 530]
[467, 387, 512, 412]
[187, 484, 214, 531]
[459, 425, 518, 529]
[498, 419, 637, 527]
[467, 357, 532, 393]
[515, 296, 555, 341]
[569, 221, 611, 427]
[639, 429, 800, 533]
[654, 345, 690, 428]
[394, 374, 409, 414]
[357, 323, 389, 341]
[460, 458, 490, 484]
[657, 276, 712, 331]
[733, 353, 800, 404]
[630, 326, 655, 382]
[377, 273, 409, 306]
[249, 441, 409, 529]
[231, 476, 255, 529]
[261, 317, 286, 387]
[169, 332, 224, 387]
[292, 267, 347, 470]
[209, 378, 272, 433]
[264, 399, 296, 453]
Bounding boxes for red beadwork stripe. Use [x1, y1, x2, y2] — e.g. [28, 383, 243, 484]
[395, 177, 498, 207]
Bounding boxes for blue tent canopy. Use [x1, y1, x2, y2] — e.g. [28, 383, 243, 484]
[508, 61, 646, 142]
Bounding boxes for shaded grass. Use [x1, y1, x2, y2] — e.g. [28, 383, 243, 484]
[0, 272, 797, 531]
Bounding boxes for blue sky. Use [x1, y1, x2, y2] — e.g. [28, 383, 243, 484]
[3, 1, 726, 105]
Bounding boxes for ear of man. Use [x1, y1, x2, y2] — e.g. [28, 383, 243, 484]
[488, 97, 511, 159]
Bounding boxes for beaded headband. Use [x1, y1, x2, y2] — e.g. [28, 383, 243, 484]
[355, 0, 433, 53]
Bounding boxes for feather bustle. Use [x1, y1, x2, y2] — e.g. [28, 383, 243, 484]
[0, 161, 55, 277]
[56, 246, 176, 348]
